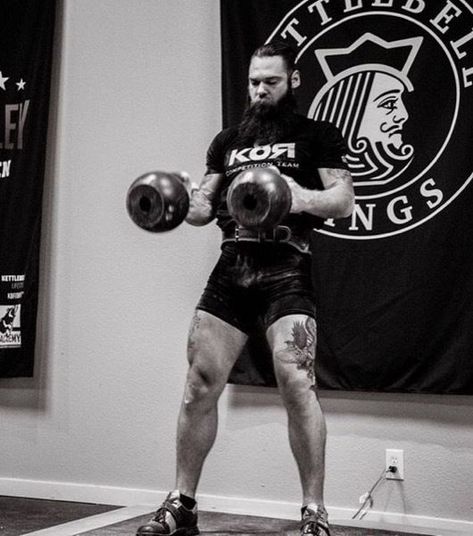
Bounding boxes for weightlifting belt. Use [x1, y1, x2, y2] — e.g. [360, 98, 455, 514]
[221, 225, 311, 254]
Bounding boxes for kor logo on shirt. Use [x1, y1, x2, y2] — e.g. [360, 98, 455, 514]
[228, 142, 295, 166]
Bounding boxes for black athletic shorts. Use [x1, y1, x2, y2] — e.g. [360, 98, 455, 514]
[196, 242, 316, 334]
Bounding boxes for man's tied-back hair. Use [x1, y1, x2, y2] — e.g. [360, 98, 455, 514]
[251, 41, 297, 74]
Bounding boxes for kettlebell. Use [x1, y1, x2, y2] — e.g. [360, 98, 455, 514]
[226, 167, 292, 230]
[126, 171, 190, 232]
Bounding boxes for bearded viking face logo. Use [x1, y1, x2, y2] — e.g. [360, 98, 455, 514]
[308, 33, 423, 187]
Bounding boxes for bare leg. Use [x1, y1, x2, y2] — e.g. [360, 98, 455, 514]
[175, 310, 248, 498]
[266, 314, 326, 507]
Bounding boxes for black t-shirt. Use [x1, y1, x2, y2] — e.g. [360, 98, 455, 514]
[206, 114, 348, 234]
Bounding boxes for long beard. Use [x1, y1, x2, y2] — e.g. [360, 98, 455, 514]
[237, 91, 297, 146]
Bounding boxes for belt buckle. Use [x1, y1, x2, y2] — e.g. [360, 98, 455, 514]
[234, 226, 240, 242]
[274, 225, 292, 242]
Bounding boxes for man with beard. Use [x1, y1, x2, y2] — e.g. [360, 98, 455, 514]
[136, 42, 354, 536]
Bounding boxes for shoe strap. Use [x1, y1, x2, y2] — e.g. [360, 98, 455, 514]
[301, 505, 330, 536]
[301, 520, 330, 536]
[153, 495, 182, 533]
[154, 492, 196, 533]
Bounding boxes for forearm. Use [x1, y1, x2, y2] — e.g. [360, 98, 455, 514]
[295, 185, 354, 219]
[185, 173, 223, 226]
[290, 168, 354, 220]
[186, 190, 215, 226]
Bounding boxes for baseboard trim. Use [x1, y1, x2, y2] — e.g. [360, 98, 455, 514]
[1, 477, 472, 535]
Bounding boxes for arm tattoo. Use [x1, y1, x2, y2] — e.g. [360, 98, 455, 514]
[187, 174, 223, 225]
[189, 190, 214, 219]
[323, 168, 353, 189]
[277, 318, 317, 385]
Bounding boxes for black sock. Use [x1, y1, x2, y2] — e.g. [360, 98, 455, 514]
[180, 493, 196, 510]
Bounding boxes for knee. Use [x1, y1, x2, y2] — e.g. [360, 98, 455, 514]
[278, 374, 317, 413]
[183, 363, 223, 410]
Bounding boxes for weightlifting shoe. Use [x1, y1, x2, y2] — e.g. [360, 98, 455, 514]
[136, 491, 199, 535]
[300, 504, 330, 536]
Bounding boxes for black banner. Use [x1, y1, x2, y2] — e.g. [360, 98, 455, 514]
[222, 0, 473, 394]
[0, 1, 56, 377]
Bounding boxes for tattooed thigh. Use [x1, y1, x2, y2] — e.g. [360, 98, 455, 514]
[187, 310, 202, 352]
[274, 316, 317, 385]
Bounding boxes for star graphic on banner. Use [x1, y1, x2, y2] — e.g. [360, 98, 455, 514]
[0, 71, 9, 90]
[16, 79, 26, 90]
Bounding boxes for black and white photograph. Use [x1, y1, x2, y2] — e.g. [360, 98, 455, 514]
[1, 2, 472, 536]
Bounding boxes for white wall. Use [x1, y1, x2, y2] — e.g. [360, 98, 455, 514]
[1, 1, 473, 533]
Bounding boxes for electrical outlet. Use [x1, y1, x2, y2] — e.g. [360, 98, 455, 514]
[385, 448, 404, 480]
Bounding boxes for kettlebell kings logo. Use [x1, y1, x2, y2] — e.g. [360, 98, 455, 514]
[268, 0, 473, 239]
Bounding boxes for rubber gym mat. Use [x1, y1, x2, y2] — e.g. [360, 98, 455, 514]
[81, 510, 436, 536]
